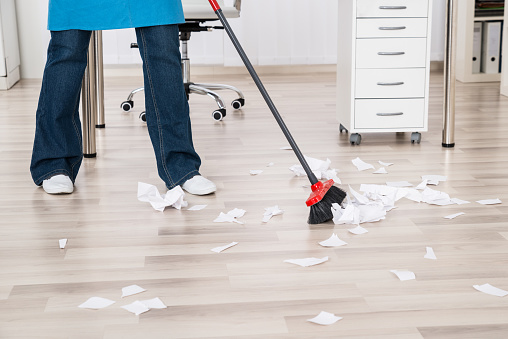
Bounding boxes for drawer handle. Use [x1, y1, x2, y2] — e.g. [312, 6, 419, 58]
[379, 26, 407, 30]
[376, 112, 404, 116]
[379, 6, 407, 10]
[377, 52, 406, 56]
[377, 82, 405, 86]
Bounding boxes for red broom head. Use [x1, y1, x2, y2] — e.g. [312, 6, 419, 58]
[306, 179, 335, 207]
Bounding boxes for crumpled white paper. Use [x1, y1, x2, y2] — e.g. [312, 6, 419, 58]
[137, 182, 188, 211]
[284, 256, 328, 267]
[390, 270, 416, 281]
[121, 300, 150, 315]
[307, 311, 343, 325]
[214, 208, 246, 224]
[121, 285, 146, 298]
[319, 233, 347, 247]
[289, 156, 341, 184]
[473, 283, 508, 297]
[352, 157, 375, 171]
[211, 242, 238, 253]
[78, 297, 115, 310]
[250, 170, 263, 175]
[262, 205, 284, 223]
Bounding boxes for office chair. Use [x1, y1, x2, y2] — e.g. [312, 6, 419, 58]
[120, 0, 245, 122]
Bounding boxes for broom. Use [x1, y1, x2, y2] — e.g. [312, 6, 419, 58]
[207, 0, 346, 224]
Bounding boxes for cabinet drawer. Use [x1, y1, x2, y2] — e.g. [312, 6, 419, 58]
[355, 68, 426, 98]
[356, 38, 427, 69]
[357, 18, 428, 38]
[357, 0, 429, 18]
[355, 98, 425, 129]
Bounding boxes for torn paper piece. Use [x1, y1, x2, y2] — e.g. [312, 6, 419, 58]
[59, 239, 67, 249]
[451, 198, 471, 205]
[140, 297, 167, 309]
[379, 161, 394, 167]
[289, 156, 335, 181]
[415, 180, 429, 190]
[78, 297, 115, 310]
[373, 167, 388, 174]
[421, 187, 453, 206]
[358, 204, 386, 223]
[349, 185, 370, 205]
[348, 225, 368, 235]
[422, 175, 447, 185]
[137, 182, 188, 211]
[280, 146, 292, 150]
[352, 157, 375, 171]
[444, 212, 465, 219]
[188, 205, 207, 211]
[424, 247, 437, 260]
[473, 283, 508, 297]
[284, 256, 328, 267]
[262, 205, 284, 223]
[307, 311, 343, 325]
[211, 242, 238, 253]
[323, 169, 342, 184]
[214, 208, 246, 224]
[122, 285, 146, 298]
[319, 234, 347, 247]
[476, 199, 502, 205]
[387, 181, 413, 187]
[267, 162, 275, 167]
[390, 270, 416, 281]
[250, 170, 263, 175]
[121, 301, 150, 315]
[332, 203, 360, 225]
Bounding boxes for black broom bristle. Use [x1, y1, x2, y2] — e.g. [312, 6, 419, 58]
[308, 185, 347, 224]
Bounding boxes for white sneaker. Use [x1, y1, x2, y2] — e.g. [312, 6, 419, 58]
[181, 175, 216, 195]
[42, 174, 74, 194]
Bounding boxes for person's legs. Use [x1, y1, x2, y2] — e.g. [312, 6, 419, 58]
[30, 29, 92, 186]
[135, 25, 206, 190]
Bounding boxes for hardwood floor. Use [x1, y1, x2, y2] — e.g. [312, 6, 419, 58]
[0, 68, 507, 338]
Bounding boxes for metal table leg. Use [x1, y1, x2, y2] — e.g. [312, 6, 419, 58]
[443, 0, 457, 148]
[95, 31, 105, 128]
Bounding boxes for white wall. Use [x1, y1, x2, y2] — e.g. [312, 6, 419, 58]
[16, 0, 446, 79]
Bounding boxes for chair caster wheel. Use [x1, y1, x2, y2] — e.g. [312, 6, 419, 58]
[231, 98, 245, 110]
[411, 132, 421, 144]
[121, 100, 134, 112]
[212, 108, 226, 121]
[139, 111, 146, 122]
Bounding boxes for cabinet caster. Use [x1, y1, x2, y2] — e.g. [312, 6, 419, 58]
[139, 111, 146, 122]
[339, 124, 348, 133]
[350, 133, 362, 145]
[411, 132, 421, 144]
[121, 100, 134, 112]
[231, 98, 245, 110]
[212, 108, 227, 121]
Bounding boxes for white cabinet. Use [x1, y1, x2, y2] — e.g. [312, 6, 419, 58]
[337, 0, 433, 145]
[0, 0, 21, 90]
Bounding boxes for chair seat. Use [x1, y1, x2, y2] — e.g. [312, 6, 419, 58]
[182, 4, 240, 20]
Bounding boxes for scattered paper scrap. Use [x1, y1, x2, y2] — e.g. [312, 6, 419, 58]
[187, 205, 207, 211]
[140, 297, 167, 309]
[331, 203, 359, 225]
[121, 301, 150, 315]
[379, 161, 394, 167]
[267, 162, 275, 167]
[307, 311, 342, 325]
[451, 198, 471, 205]
[386, 181, 413, 187]
[137, 182, 187, 211]
[262, 205, 284, 223]
[211, 242, 238, 253]
[289, 156, 338, 183]
[473, 283, 508, 297]
[422, 175, 447, 185]
[348, 225, 368, 235]
[444, 212, 465, 219]
[280, 146, 292, 150]
[214, 208, 246, 224]
[415, 180, 429, 190]
[250, 170, 263, 175]
[373, 167, 388, 174]
[390, 270, 416, 281]
[352, 157, 375, 171]
[476, 198, 502, 205]
[122, 285, 146, 298]
[319, 234, 347, 247]
[424, 247, 437, 260]
[78, 297, 115, 310]
[284, 256, 328, 267]
[59, 239, 67, 249]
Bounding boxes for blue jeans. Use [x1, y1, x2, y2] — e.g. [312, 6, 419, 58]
[30, 25, 201, 189]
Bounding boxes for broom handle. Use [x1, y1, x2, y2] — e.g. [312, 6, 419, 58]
[208, 1, 319, 185]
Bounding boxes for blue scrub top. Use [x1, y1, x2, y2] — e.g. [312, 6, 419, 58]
[48, 0, 185, 31]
